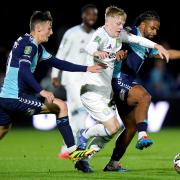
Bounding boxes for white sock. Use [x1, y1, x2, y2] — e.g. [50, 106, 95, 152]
[83, 124, 111, 139]
[138, 131, 147, 140]
[88, 136, 112, 149]
[67, 145, 77, 154]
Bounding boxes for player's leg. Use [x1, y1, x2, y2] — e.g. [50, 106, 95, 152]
[0, 105, 12, 140]
[45, 98, 76, 151]
[59, 82, 88, 154]
[79, 100, 135, 173]
[127, 85, 153, 149]
[0, 124, 11, 139]
[77, 92, 120, 149]
[43, 98, 94, 160]
[75, 92, 120, 171]
[104, 103, 136, 172]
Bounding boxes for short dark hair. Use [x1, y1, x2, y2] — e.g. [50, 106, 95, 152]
[134, 10, 160, 26]
[81, 4, 97, 14]
[30, 11, 53, 31]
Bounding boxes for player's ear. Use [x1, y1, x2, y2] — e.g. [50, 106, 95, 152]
[81, 12, 85, 20]
[139, 22, 146, 32]
[140, 22, 146, 28]
[36, 23, 42, 32]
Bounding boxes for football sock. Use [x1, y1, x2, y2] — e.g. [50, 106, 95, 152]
[56, 116, 75, 148]
[87, 136, 112, 149]
[83, 124, 111, 139]
[137, 121, 148, 140]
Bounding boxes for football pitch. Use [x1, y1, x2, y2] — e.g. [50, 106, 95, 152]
[0, 127, 179, 179]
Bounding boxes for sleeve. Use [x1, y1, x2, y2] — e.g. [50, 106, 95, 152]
[150, 48, 159, 56]
[51, 30, 73, 78]
[19, 44, 43, 93]
[85, 30, 103, 56]
[46, 56, 87, 72]
[19, 61, 43, 93]
[121, 30, 156, 49]
[41, 46, 52, 60]
[20, 43, 37, 63]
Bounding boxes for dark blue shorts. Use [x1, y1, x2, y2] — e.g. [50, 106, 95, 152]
[112, 73, 138, 102]
[0, 94, 43, 125]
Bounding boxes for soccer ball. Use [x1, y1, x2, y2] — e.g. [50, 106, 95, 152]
[173, 153, 180, 174]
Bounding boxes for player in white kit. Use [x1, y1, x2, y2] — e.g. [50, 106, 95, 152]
[76, 6, 169, 171]
[51, 4, 98, 154]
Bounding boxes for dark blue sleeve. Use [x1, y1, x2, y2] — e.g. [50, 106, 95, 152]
[20, 43, 37, 63]
[19, 60, 43, 93]
[46, 56, 88, 72]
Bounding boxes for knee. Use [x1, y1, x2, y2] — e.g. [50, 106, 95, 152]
[54, 99, 68, 114]
[138, 91, 151, 105]
[107, 123, 120, 135]
[0, 125, 11, 140]
[143, 92, 151, 104]
[0, 131, 7, 140]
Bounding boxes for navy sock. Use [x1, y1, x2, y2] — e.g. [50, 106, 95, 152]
[56, 116, 75, 148]
[137, 122, 148, 132]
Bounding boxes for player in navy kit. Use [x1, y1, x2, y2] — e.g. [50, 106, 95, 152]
[104, 10, 180, 171]
[0, 11, 105, 160]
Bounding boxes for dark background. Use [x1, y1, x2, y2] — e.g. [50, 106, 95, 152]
[1, 0, 180, 76]
[0, 0, 179, 51]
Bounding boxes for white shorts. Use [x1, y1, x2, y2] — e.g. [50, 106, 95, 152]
[81, 92, 116, 123]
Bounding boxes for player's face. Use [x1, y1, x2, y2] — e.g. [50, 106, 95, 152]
[38, 21, 53, 43]
[106, 15, 125, 38]
[143, 20, 160, 39]
[82, 8, 98, 26]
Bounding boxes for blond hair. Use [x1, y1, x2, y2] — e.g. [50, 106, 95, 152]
[105, 6, 127, 20]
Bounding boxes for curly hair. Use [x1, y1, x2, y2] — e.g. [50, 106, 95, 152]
[134, 10, 160, 26]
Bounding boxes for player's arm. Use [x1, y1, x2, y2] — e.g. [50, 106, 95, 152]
[40, 44, 106, 73]
[47, 56, 106, 73]
[19, 44, 43, 93]
[167, 49, 180, 60]
[19, 45, 54, 103]
[19, 61, 54, 103]
[149, 49, 180, 62]
[115, 50, 128, 60]
[121, 30, 169, 62]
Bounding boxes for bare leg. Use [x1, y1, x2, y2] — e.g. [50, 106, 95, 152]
[0, 124, 12, 140]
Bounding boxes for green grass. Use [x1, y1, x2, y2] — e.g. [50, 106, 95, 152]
[0, 128, 180, 179]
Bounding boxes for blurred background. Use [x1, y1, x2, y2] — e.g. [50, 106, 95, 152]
[0, 0, 180, 130]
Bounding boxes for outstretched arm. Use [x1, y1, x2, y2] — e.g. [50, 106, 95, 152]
[47, 56, 106, 73]
[121, 30, 169, 62]
[150, 49, 180, 61]
[168, 49, 180, 60]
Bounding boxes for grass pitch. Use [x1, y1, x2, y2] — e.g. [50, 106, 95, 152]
[0, 127, 180, 179]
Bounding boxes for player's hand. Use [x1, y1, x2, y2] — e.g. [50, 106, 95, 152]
[87, 64, 107, 73]
[52, 77, 61, 88]
[94, 51, 109, 59]
[116, 50, 128, 60]
[40, 90, 55, 104]
[155, 44, 169, 63]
